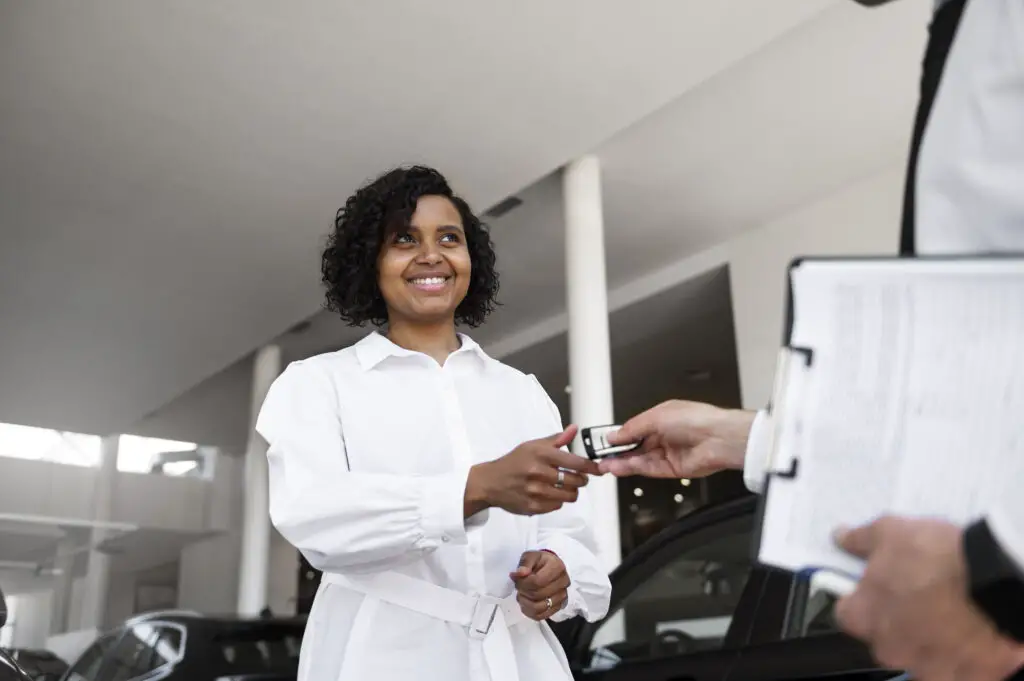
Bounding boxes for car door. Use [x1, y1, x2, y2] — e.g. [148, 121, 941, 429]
[560, 498, 769, 681]
[724, 568, 893, 681]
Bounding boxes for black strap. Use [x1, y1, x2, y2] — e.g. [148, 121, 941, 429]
[899, 0, 969, 255]
[964, 519, 1024, 642]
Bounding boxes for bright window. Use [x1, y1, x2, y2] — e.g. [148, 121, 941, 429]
[116, 434, 198, 474]
[0, 422, 101, 467]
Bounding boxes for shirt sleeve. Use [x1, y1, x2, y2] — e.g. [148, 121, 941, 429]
[256, 360, 480, 574]
[527, 375, 612, 623]
[742, 409, 773, 495]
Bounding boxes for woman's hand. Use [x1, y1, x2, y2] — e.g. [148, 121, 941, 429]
[511, 550, 570, 620]
[466, 426, 600, 516]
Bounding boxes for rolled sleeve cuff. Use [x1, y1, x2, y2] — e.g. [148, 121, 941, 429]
[538, 536, 610, 623]
[418, 470, 474, 548]
[743, 409, 772, 495]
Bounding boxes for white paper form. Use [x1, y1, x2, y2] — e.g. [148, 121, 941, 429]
[758, 258, 1024, 578]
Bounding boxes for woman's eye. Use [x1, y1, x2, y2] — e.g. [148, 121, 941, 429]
[440, 233, 461, 244]
[394, 233, 415, 244]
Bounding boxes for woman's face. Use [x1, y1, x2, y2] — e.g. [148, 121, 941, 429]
[377, 195, 472, 325]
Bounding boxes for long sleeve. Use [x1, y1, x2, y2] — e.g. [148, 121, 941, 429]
[256, 360, 478, 574]
[528, 375, 612, 623]
[742, 408, 773, 495]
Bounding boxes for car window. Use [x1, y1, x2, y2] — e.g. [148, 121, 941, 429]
[148, 626, 183, 668]
[108, 623, 184, 680]
[65, 635, 116, 681]
[788, 580, 841, 639]
[211, 622, 302, 675]
[98, 627, 155, 681]
[586, 514, 754, 671]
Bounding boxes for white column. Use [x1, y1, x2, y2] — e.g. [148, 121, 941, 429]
[78, 435, 118, 631]
[237, 344, 282, 616]
[563, 156, 621, 570]
[48, 536, 75, 635]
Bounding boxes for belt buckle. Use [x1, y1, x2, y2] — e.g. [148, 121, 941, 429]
[469, 598, 499, 640]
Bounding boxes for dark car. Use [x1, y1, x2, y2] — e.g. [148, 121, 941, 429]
[552, 495, 898, 681]
[0, 588, 34, 681]
[58, 611, 304, 681]
[4, 650, 67, 681]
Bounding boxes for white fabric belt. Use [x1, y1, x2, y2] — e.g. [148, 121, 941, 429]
[322, 571, 530, 681]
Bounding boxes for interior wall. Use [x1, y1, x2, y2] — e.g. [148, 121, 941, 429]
[176, 451, 243, 615]
[727, 164, 904, 409]
[0, 458, 211, 534]
[128, 354, 255, 453]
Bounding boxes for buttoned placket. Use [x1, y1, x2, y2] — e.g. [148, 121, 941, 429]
[435, 354, 493, 679]
[436, 355, 488, 592]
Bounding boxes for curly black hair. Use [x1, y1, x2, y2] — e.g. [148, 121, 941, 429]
[321, 165, 499, 328]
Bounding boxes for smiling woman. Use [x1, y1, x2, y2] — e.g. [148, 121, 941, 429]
[256, 165, 611, 681]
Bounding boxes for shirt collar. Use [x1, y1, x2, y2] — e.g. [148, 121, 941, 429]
[354, 330, 490, 371]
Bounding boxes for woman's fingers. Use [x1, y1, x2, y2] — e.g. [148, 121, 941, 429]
[517, 590, 568, 620]
[518, 573, 570, 601]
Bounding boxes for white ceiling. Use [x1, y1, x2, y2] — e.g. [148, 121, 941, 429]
[0, 0, 929, 438]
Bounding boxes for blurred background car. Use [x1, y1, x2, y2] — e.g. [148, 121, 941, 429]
[57, 610, 304, 681]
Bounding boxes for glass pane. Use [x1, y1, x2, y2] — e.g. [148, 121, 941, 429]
[588, 515, 754, 670]
[101, 628, 154, 681]
[212, 622, 303, 675]
[797, 588, 841, 638]
[0, 422, 101, 467]
[116, 434, 197, 474]
[67, 636, 116, 681]
[151, 626, 183, 666]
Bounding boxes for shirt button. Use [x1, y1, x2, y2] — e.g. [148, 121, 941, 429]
[442, 535, 450, 543]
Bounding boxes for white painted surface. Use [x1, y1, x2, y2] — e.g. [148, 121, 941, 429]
[727, 166, 903, 408]
[237, 345, 281, 615]
[563, 157, 621, 572]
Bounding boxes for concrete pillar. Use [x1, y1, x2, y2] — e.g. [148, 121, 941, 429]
[77, 435, 118, 630]
[237, 345, 282, 616]
[48, 536, 75, 635]
[563, 156, 622, 569]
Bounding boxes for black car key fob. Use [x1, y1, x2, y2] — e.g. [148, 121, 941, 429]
[581, 425, 641, 461]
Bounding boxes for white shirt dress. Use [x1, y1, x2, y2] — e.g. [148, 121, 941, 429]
[256, 331, 611, 681]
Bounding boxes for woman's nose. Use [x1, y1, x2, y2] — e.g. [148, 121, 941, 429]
[417, 246, 443, 264]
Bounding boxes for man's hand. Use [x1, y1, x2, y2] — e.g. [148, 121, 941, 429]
[465, 426, 600, 517]
[597, 400, 755, 479]
[835, 517, 1024, 681]
[511, 550, 570, 621]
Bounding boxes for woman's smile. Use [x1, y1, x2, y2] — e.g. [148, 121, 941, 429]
[406, 274, 453, 294]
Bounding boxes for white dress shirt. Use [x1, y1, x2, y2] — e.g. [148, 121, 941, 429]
[256, 331, 611, 681]
[743, 0, 1024, 566]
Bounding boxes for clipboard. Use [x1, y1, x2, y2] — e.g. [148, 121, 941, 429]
[750, 254, 1024, 597]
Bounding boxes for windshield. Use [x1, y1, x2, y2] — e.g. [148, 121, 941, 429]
[209, 622, 303, 675]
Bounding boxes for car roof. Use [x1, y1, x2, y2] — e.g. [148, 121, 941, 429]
[608, 494, 757, 583]
[123, 611, 306, 629]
